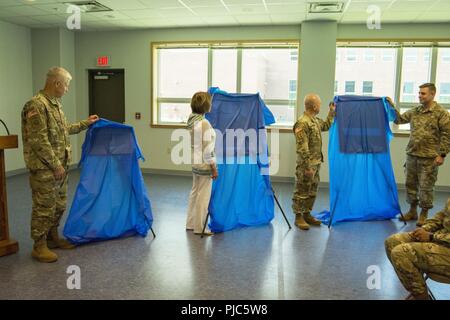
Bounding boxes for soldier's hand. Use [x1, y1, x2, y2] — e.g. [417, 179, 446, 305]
[434, 155, 444, 166]
[329, 102, 336, 112]
[412, 228, 431, 242]
[53, 165, 66, 181]
[386, 97, 395, 108]
[87, 115, 100, 125]
[305, 168, 315, 178]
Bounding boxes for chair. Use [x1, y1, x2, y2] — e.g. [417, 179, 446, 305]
[425, 273, 450, 300]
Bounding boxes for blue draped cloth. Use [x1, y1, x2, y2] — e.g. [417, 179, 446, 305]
[205, 88, 275, 232]
[315, 95, 401, 225]
[63, 119, 153, 244]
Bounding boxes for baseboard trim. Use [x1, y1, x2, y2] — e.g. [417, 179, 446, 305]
[140, 168, 450, 192]
[7, 166, 450, 192]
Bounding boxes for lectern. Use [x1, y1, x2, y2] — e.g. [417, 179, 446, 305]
[0, 135, 19, 257]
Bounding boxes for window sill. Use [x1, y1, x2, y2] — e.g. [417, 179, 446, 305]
[392, 130, 410, 137]
[150, 123, 294, 132]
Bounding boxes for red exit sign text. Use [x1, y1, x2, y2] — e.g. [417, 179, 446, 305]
[97, 56, 110, 67]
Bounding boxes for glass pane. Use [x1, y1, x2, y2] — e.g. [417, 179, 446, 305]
[159, 103, 191, 124]
[241, 48, 298, 100]
[158, 48, 208, 98]
[335, 47, 397, 98]
[212, 49, 237, 93]
[267, 103, 295, 127]
[345, 81, 355, 93]
[398, 108, 411, 131]
[400, 47, 432, 103]
[436, 48, 450, 104]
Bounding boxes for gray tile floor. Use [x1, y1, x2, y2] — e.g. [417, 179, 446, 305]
[1, 171, 449, 300]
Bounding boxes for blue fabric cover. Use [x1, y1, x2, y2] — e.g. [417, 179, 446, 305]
[315, 96, 401, 225]
[205, 88, 275, 232]
[336, 95, 388, 153]
[63, 119, 153, 244]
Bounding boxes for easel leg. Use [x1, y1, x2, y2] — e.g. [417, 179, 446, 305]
[201, 212, 210, 239]
[272, 188, 292, 229]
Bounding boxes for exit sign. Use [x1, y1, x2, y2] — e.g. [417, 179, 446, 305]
[97, 56, 110, 67]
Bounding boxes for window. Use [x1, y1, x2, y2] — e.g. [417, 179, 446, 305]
[405, 49, 418, 62]
[362, 81, 373, 95]
[439, 83, 450, 104]
[346, 49, 357, 62]
[241, 48, 298, 126]
[400, 47, 432, 103]
[364, 50, 375, 62]
[335, 47, 396, 98]
[289, 80, 297, 100]
[345, 81, 355, 94]
[382, 50, 394, 61]
[152, 42, 299, 127]
[436, 48, 450, 104]
[334, 80, 338, 94]
[336, 42, 449, 134]
[402, 82, 415, 103]
[158, 48, 208, 99]
[290, 51, 298, 61]
[212, 49, 238, 93]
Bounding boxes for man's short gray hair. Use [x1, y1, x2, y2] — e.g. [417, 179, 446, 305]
[46, 67, 72, 83]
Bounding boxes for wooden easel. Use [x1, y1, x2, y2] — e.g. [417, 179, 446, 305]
[0, 135, 19, 257]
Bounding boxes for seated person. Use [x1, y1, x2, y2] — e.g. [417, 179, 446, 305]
[385, 197, 450, 300]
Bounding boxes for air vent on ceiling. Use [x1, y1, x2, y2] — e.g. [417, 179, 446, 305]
[308, 2, 344, 13]
[63, 1, 112, 13]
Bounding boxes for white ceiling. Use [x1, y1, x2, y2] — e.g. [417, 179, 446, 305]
[0, 0, 448, 31]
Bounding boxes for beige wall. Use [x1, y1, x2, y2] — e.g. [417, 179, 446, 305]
[0, 21, 33, 172]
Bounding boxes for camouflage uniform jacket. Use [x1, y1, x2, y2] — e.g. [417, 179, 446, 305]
[394, 102, 450, 158]
[21, 91, 90, 171]
[293, 111, 335, 169]
[422, 207, 450, 248]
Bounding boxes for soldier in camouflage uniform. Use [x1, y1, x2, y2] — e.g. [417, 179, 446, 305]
[385, 197, 450, 300]
[21, 67, 99, 263]
[292, 94, 335, 230]
[387, 83, 450, 226]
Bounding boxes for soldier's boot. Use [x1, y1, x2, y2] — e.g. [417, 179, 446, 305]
[416, 209, 429, 227]
[32, 239, 58, 263]
[295, 214, 310, 230]
[303, 212, 322, 226]
[47, 227, 76, 249]
[399, 205, 418, 222]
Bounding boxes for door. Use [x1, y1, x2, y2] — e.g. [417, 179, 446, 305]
[89, 69, 125, 123]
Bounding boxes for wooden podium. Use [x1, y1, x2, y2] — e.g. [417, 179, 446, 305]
[0, 135, 19, 257]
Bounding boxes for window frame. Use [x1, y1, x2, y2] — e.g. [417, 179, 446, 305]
[336, 41, 450, 136]
[151, 40, 300, 130]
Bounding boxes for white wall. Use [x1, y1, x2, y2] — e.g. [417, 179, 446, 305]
[0, 21, 33, 172]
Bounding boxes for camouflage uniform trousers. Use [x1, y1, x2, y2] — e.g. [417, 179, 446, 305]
[29, 166, 68, 242]
[405, 155, 439, 209]
[292, 164, 320, 215]
[385, 232, 450, 296]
